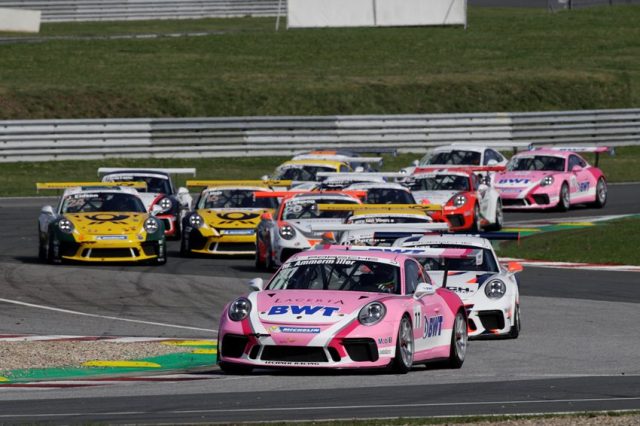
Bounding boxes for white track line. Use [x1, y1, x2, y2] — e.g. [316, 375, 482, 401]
[0, 298, 216, 334]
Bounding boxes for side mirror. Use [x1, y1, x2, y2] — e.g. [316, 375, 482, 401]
[571, 165, 583, 172]
[151, 205, 163, 216]
[413, 282, 436, 299]
[41, 205, 55, 216]
[412, 160, 420, 167]
[354, 166, 364, 173]
[505, 261, 523, 274]
[261, 212, 273, 221]
[248, 277, 264, 292]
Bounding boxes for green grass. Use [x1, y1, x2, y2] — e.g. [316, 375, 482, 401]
[497, 217, 640, 265]
[4, 145, 638, 197]
[1, 7, 639, 119]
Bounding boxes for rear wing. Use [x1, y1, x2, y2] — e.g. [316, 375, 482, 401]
[98, 168, 197, 176]
[448, 142, 531, 154]
[316, 203, 443, 213]
[376, 231, 520, 241]
[309, 223, 449, 233]
[36, 181, 147, 192]
[254, 190, 367, 200]
[412, 166, 505, 175]
[292, 154, 383, 164]
[537, 146, 613, 166]
[316, 172, 406, 179]
[186, 180, 293, 188]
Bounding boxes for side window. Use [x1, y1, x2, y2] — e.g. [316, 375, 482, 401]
[568, 155, 584, 171]
[483, 149, 497, 165]
[404, 260, 421, 295]
[339, 165, 350, 173]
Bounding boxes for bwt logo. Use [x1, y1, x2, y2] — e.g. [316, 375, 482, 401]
[268, 305, 340, 317]
[498, 178, 530, 185]
[423, 315, 443, 338]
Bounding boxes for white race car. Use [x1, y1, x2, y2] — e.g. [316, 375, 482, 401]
[392, 233, 523, 339]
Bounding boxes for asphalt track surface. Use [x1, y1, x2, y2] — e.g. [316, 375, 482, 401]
[0, 182, 638, 423]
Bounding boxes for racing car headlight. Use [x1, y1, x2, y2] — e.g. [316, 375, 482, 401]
[484, 279, 506, 299]
[144, 217, 160, 233]
[358, 302, 387, 326]
[189, 214, 204, 228]
[540, 176, 554, 187]
[228, 297, 252, 321]
[452, 194, 467, 208]
[279, 224, 296, 240]
[58, 218, 74, 234]
[158, 197, 173, 212]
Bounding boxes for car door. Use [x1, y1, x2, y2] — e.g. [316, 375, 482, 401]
[568, 154, 592, 199]
[405, 259, 442, 354]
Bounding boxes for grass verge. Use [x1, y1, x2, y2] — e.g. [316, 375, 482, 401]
[497, 217, 640, 265]
[3, 146, 638, 197]
[1, 6, 639, 118]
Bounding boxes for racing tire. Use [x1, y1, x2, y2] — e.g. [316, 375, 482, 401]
[264, 247, 275, 272]
[557, 183, 570, 212]
[484, 200, 503, 232]
[447, 310, 467, 369]
[38, 229, 47, 262]
[509, 304, 521, 339]
[47, 235, 62, 265]
[591, 177, 607, 208]
[470, 204, 481, 233]
[219, 361, 253, 375]
[179, 235, 191, 258]
[255, 240, 266, 270]
[392, 315, 414, 374]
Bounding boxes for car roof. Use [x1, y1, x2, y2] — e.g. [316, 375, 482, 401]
[430, 145, 487, 154]
[514, 149, 571, 158]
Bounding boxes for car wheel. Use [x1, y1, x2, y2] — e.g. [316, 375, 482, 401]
[447, 310, 467, 369]
[470, 204, 481, 232]
[48, 235, 61, 265]
[392, 315, 414, 374]
[484, 201, 503, 232]
[592, 177, 607, 208]
[219, 361, 253, 375]
[265, 247, 274, 271]
[558, 183, 570, 211]
[255, 240, 266, 270]
[38, 229, 47, 262]
[180, 234, 191, 257]
[509, 304, 521, 339]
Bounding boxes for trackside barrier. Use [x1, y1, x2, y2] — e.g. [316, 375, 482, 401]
[0, 109, 639, 162]
[0, 0, 281, 22]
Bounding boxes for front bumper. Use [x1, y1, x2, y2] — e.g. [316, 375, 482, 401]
[497, 187, 558, 210]
[56, 239, 164, 263]
[186, 228, 257, 255]
[466, 304, 514, 338]
[430, 207, 475, 232]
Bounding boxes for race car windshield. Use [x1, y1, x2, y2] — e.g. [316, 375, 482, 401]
[508, 156, 565, 172]
[422, 150, 481, 166]
[274, 166, 336, 182]
[407, 175, 470, 191]
[268, 257, 401, 294]
[365, 188, 415, 204]
[198, 190, 278, 210]
[418, 244, 499, 273]
[282, 199, 359, 220]
[105, 175, 172, 194]
[61, 193, 146, 213]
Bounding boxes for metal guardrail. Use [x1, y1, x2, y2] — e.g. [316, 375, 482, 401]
[0, 0, 281, 22]
[1, 109, 639, 162]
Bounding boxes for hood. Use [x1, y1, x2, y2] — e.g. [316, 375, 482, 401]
[255, 290, 385, 325]
[199, 208, 269, 230]
[428, 271, 495, 299]
[412, 190, 457, 205]
[287, 218, 345, 238]
[65, 212, 146, 235]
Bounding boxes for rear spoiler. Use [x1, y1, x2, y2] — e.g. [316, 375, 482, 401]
[292, 155, 383, 163]
[254, 190, 367, 199]
[319, 245, 483, 264]
[186, 180, 292, 188]
[36, 181, 147, 192]
[316, 172, 406, 179]
[316, 203, 442, 213]
[98, 168, 197, 176]
[536, 146, 613, 166]
[412, 166, 505, 175]
[374, 231, 520, 241]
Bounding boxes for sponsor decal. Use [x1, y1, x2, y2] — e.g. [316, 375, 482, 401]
[274, 298, 344, 304]
[377, 337, 392, 345]
[423, 315, 443, 338]
[277, 327, 321, 334]
[448, 286, 474, 294]
[498, 178, 530, 185]
[96, 235, 128, 240]
[379, 348, 394, 355]
[85, 214, 131, 225]
[578, 181, 590, 192]
[216, 212, 260, 224]
[263, 360, 321, 366]
[219, 229, 255, 235]
[71, 193, 100, 199]
[268, 305, 340, 317]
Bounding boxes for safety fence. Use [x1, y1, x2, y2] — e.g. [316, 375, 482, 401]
[0, 109, 638, 162]
[0, 0, 281, 22]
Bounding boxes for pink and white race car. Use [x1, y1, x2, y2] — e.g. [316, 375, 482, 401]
[218, 248, 469, 374]
[494, 147, 609, 210]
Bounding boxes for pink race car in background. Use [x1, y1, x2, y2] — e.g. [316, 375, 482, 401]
[494, 147, 609, 210]
[217, 248, 469, 374]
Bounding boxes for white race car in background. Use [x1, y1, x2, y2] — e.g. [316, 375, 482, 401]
[393, 233, 523, 339]
[99, 168, 194, 238]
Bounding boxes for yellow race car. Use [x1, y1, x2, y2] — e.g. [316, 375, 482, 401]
[180, 181, 287, 256]
[37, 182, 167, 264]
